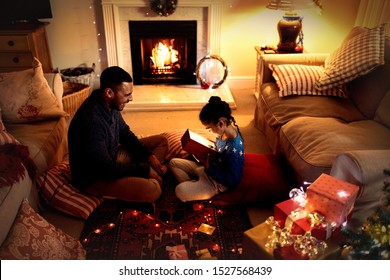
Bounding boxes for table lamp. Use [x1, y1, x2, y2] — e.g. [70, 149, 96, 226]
[266, 0, 322, 52]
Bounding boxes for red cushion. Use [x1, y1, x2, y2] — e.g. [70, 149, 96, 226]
[212, 153, 296, 205]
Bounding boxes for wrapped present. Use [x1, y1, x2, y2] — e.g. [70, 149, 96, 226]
[306, 173, 359, 226]
[274, 199, 305, 228]
[166, 244, 189, 260]
[243, 220, 340, 260]
[274, 199, 338, 240]
[265, 218, 328, 259]
[291, 213, 339, 241]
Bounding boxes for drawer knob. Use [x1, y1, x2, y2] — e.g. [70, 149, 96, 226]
[8, 40, 15, 47]
[12, 57, 20, 63]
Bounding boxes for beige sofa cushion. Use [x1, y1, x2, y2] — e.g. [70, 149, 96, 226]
[279, 117, 390, 183]
[260, 82, 365, 129]
[44, 73, 64, 110]
[5, 118, 68, 176]
[0, 59, 67, 123]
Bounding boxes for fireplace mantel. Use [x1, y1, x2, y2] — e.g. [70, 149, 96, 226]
[101, 0, 225, 76]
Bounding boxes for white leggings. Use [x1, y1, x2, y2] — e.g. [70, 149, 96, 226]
[168, 158, 227, 202]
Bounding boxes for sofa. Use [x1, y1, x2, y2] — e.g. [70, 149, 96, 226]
[254, 25, 390, 185]
[0, 61, 86, 259]
[243, 25, 390, 259]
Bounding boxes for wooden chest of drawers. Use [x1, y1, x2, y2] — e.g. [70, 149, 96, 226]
[0, 23, 52, 73]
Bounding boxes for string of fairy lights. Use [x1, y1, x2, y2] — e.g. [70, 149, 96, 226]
[89, 2, 102, 81]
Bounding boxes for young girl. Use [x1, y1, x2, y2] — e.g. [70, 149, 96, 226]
[168, 96, 245, 202]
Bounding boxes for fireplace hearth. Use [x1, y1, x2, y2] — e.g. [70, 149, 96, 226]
[129, 20, 197, 85]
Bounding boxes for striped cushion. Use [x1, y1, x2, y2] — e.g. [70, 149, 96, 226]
[269, 64, 346, 98]
[36, 162, 104, 219]
[161, 129, 216, 160]
[316, 24, 385, 90]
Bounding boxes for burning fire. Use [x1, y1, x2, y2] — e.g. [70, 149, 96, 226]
[150, 40, 179, 72]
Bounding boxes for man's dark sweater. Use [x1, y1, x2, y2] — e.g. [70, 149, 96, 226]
[68, 90, 152, 191]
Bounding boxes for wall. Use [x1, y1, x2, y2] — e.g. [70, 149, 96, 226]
[220, 0, 361, 84]
[45, 0, 361, 87]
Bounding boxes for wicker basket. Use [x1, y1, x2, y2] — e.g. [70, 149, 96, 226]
[63, 81, 91, 118]
[61, 64, 95, 88]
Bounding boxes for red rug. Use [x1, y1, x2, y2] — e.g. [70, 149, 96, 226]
[80, 172, 253, 260]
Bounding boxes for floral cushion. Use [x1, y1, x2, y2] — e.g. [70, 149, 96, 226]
[0, 199, 86, 260]
[36, 162, 104, 220]
[316, 24, 385, 90]
[0, 58, 67, 123]
[269, 64, 347, 98]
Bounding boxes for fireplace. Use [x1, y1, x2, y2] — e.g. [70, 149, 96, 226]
[101, 1, 236, 111]
[102, 0, 224, 78]
[129, 20, 197, 85]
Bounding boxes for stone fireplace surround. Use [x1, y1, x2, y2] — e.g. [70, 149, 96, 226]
[101, 0, 235, 111]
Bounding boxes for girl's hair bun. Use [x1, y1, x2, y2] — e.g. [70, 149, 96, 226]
[208, 96, 221, 104]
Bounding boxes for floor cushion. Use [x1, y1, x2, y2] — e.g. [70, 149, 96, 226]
[36, 162, 104, 220]
[212, 153, 296, 205]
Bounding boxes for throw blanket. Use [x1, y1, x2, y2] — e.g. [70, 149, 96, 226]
[0, 143, 36, 188]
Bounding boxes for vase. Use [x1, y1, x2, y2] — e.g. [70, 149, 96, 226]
[277, 14, 302, 52]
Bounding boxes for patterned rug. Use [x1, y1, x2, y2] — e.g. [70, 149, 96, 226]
[80, 172, 253, 260]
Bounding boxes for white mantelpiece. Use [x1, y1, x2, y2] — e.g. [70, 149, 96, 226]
[101, 0, 225, 77]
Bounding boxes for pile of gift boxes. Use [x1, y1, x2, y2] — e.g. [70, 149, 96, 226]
[243, 173, 360, 260]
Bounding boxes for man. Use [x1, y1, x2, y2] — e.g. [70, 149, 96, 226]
[68, 66, 168, 203]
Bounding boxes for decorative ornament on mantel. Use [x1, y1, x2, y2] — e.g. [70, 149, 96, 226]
[150, 0, 178, 17]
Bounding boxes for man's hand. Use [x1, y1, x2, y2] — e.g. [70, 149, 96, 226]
[149, 167, 163, 187]
[148, 154, 167, 176]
